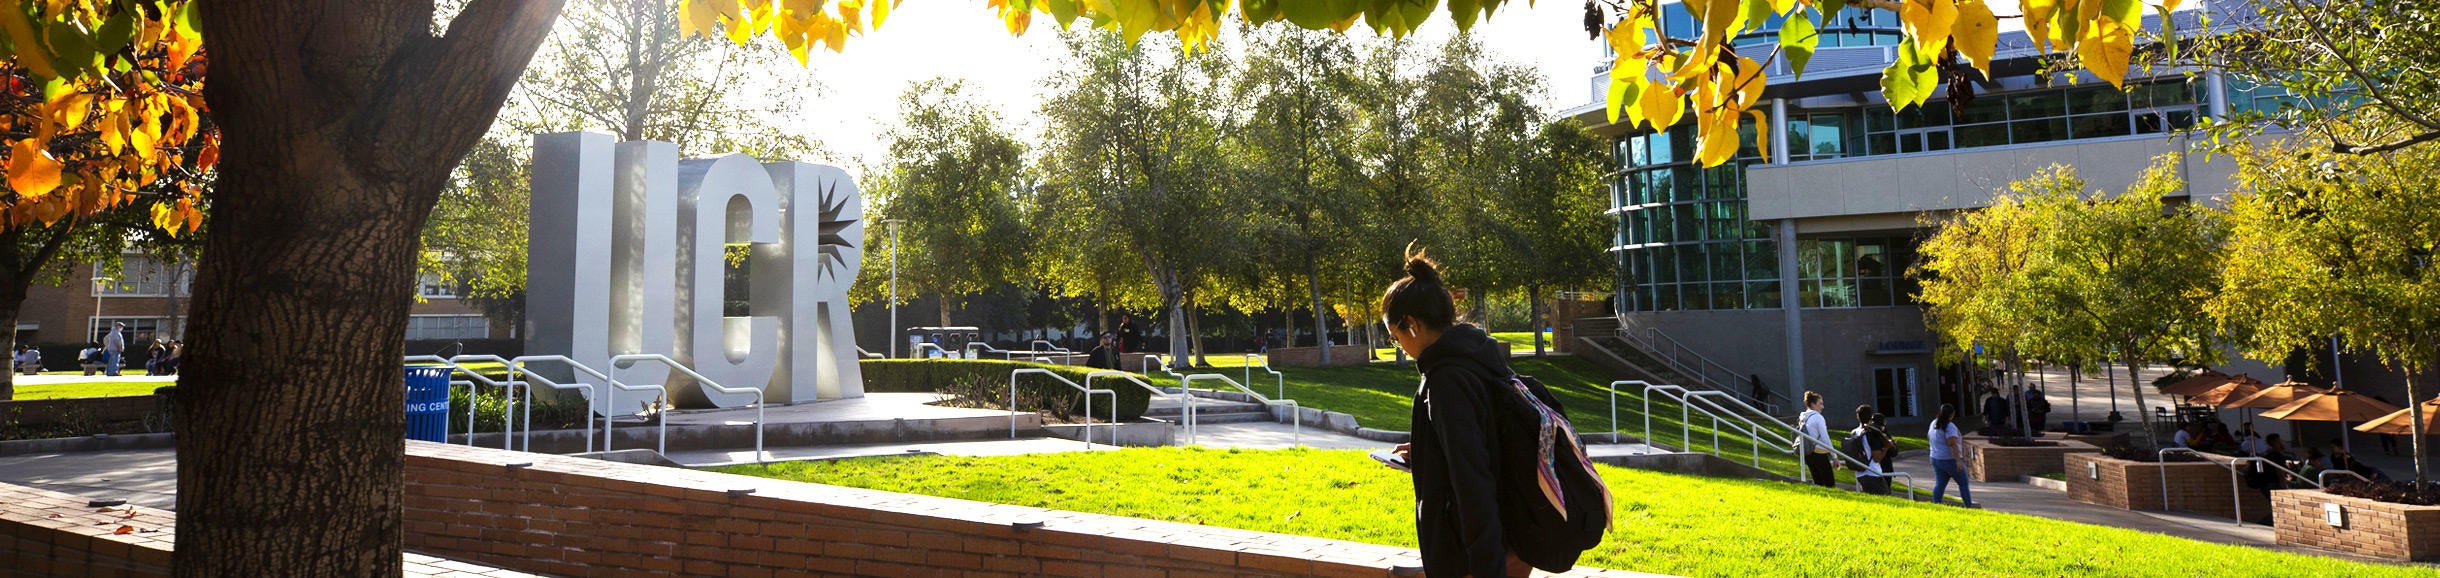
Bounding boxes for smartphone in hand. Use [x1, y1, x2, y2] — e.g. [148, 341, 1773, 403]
[1370, 448, 1411, 472]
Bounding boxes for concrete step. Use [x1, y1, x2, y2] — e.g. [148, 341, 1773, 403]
[1143, 399, 1269, 416]
[1183, 411, 1281, 424]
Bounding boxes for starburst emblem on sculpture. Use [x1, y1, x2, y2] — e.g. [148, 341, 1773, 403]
[814, 179, 860, 281]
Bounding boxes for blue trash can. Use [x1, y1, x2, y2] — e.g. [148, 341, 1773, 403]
[404, 366, 452, 442]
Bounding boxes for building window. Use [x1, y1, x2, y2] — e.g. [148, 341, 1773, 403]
[1795, 237, 1919, 309]
[417, 273, 461, 299]
[90, 316, 177, 346]
[406, 315, 489, 341]
[94, 256, 190, 297]
[1874, 366, 1919, 418]
[1835, 80, 2202, 159]
[1612, 123, 1780, 313]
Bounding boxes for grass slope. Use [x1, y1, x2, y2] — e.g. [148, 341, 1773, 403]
[1142, 355, 1921, 482]
[721, 448, 2432, 578]
[10, 380, 166, 399]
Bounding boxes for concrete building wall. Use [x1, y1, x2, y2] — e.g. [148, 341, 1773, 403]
[1746, 134, 2243, 222]
[1626, 305, 1935, 424]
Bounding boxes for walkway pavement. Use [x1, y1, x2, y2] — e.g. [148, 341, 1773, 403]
[1885, 451, 2284, 548]
[0, 447, 175, 509]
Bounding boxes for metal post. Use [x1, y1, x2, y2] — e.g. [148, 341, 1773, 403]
[89, 275, 114, 347]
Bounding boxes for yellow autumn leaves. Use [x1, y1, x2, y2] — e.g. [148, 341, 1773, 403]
[0, 0, 209, 234]
[1600, 0, 2178, 167]
[676, 0, 893, 63]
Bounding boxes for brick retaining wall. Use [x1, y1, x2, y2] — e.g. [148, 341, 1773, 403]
[1959, 437, 2099, 482]
[2271, 489, 2440, 562]
[403, 441, 1657, 577]
[0, 395, 154, 428]
[2065, 453, 2268, 521]
[0, 481, 537, 577]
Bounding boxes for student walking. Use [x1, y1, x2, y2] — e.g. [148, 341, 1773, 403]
[102, 322, 126, 376]
[1379, 247, 1606, 577]
[1796, 391, 1834, 488]
[1930, 403, 1976, 507]
[1847, 405, 1892, 496]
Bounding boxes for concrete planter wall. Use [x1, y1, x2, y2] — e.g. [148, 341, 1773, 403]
[1960, 437, 2100, 482]
[2065, 453, 2266, 521]
[2272, 489, 2440, 562]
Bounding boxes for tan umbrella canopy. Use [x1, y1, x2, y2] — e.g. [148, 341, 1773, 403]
[2354, 396, 2440, 435]
[2161, 370, 2239, 397]
[2222, 380, 2329, 410]
[2260, 389, 2404, 422]
[2186, 379, 2267, 406]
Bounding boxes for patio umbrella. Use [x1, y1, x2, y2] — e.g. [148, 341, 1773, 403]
[2354, 396, 2440, 435]
[2185, 379, 2266, 407]
[2261, 389, 2403, 452]
[2221, 380, 2327, 410]
[2160, 370, 2238, 397]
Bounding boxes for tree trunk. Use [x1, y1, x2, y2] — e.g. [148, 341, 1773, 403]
[938, 296, 953, 328]
[2069, 365, 2081, 423]
[2126, 350, 2158, 449]
[1281, 306, 1296, 351]
[1307, 265, 1327, 365]
[1530, 284, 1546, 357]
[1187, 297, 1209, 367]
[1167, 300, 1189, 370]
[187, 2, 563, 575]
[0, 284, 25, 401]
[2409, 369, 2428, 484]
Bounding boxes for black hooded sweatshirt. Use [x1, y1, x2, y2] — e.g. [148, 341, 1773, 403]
[1409, 323, 1517, 578]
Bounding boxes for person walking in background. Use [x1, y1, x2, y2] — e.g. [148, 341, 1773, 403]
[1796, 391, 1834, 488]
[102, 322, 126, 377]
[1118, 315, 1142, 354]
[1980, 386, 2011, 433]
[2024, 385, 2050, 433]
[1929, 404, 1976, 508]
[1847, 405, 1891, 496]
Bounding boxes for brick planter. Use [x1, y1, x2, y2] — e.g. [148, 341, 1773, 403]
[2065, 453, 2267, 521]
[2271, 490, 2440, 562]
[1267, 345, 1372, 367]
[1960, 437, 2100, 482]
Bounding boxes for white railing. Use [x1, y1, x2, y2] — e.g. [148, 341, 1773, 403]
[613, 354, 760, 462]
[1180, 373, 1300, 447]
[2229, 456, 2321, 490]
[966, 342, 1014, 360]
[1088, 370, 1192, 445]
[502, 355, 617, 454]
[2158, 448, 2245, 527]
[2319, 469, 2371, 486]
[1142, 354, 1183, 379]
[405, 355, 513, 449]
[1628, 327, 1781, 414]
[1631, 380, 1916, 501]
[1029, 340, 1072, 364]
[1242, 353, 1285, 399]
[1008, 368, 1118, 449]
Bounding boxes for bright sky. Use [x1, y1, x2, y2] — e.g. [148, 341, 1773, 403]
[776, 1, 1607, 169]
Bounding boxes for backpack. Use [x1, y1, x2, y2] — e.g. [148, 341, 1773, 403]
[1841, 429, 1871, 468]
[1484, 369, 1614, 571]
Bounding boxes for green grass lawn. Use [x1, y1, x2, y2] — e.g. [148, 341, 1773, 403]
[719, 448, 2430, 577]
[1133, 354, 1922, 483]
[9, 380, 169, 399]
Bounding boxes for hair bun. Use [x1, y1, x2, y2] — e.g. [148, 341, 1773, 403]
[1404, 256, 1440, 284]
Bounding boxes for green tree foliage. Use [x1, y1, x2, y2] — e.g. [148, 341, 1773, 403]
[865, 79, 1032, 327]
[2198, 0, 2440, 154]
[1230, 26, 1359, 362]
[1036, 31, 1236, 368]
[1917, 161, 2222, 442]
[2212, 131, 2440, 483]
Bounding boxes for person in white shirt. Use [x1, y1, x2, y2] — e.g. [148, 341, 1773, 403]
[102, 322, 126, 376]
[1928, 403, 1976, 507]
[1795, 391, 1834, 488]
[2173, 422, 2198, 449]
[1849, 405, 1891, 496]
[2237, 422, 2268, 455]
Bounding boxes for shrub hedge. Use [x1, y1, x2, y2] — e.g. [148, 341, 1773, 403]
[860, 359, 1153, 421]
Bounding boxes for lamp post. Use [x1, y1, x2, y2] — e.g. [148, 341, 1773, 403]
[882, 218, 906, 358]
[88, 275, 114, 344]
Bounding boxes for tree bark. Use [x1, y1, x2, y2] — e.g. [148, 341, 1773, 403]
[2126, 348, 2159, 449]
[185, 2, 564, 575]
[1530, 284, 1546, 357]
[2410, 361, 2428, 485]
[0, 284, 25, 401]
[1308, 265, 1327, 365]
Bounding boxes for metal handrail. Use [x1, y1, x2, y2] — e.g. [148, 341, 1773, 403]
[446, 355, 534, 451]
[912, 343, 949, 359]
[1633, 382, 1693, 454]
[2227, 457, 2321, 490]
[1242, 353, 1285, 400]
[1180, 373, 1300, 447]
[1029, 340, 1072, 364]
[2319, 469, 2371, 486]
[1632, 327, 1782, 414]
[966, 342, 1015, 360]
[405, 355, 514, 449]
[1142, 354, 1183, 379]
[1009, 368, 1117, 449]
[613, 354, 759, 462]
[2159, 448, 2245, 526]
[501, 355, 615, 454]
[1638, 381, 1917, 501]
[1088, 370, 1192, 445]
